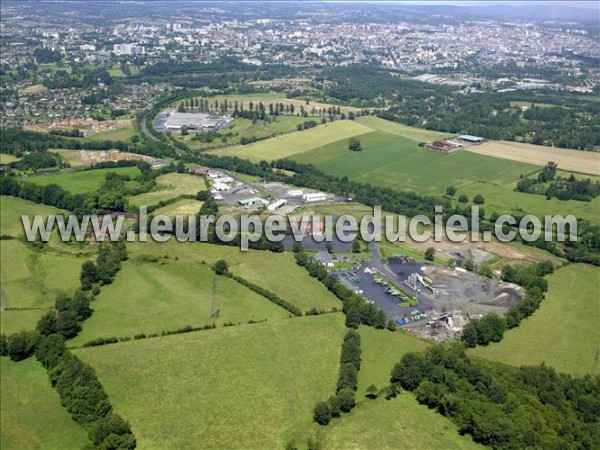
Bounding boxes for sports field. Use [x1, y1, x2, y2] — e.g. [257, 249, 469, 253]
[321, 395, 481, 449]
[212, 120, 373, 161]
[128, 240, 341, 313]
[467, 140, 600, 176]
[70, 259, 291, 346]
[357, 327, 430, 396]
[24, 166, 141, 195]
[471, 264, 600, 376]
[0, 358, 89, 450]
[75, 314, 346, 449]
[128, 173, 206, 208]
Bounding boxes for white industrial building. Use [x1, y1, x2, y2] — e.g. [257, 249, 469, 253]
[302, 192, 327, 203]
[163, 112, 230, 133]
[287, 189, 304, 197]
[212, 182, 230, 192]
[267, 199, 287, 212]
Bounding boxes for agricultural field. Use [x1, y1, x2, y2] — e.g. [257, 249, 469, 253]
[75, 314, 346, 449]
[0, 358, 89, 450]
[357, 327, 430, 396]
[0, 196, 62, 237]
[182, 116, 314, 151]
[0, 309, 51, 336]
[455, 177, 600, 224]
[0, 154, 20, 164]
[466, 140, 600, 176]
[471, 264, 600, 376]
[213, 120, 373, 161]
[83, 124, 137, 143]
[0, 239, 84, 311]
[356, 115, 453, 142]
[23, 166, 140, 195]
[153, 198, 202, 216]
[70, 258, 291, 346]
[321, 395, 481, 449]
[292, 130, 539, 194]
[128, 240, 342, 313]
[128, 173, 206, 208]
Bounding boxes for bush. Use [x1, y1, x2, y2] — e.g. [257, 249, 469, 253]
[313, 401, 332, 425]
[6, 331, 38, 361]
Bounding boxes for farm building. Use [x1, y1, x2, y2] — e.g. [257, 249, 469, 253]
[238, 197, 267, 207]
[163, 112, 230, 132]
[424, 140, 462, 153]
[190, 166, 210, 175]
[458, 135, 484, 143]
[268, 199, 287, 212]
[302, 192, 327, 203]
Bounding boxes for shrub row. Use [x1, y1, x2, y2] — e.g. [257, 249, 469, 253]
[211, 260, 302, 316]
[36, 334, 136, 449]
[313, 330, 362, 425]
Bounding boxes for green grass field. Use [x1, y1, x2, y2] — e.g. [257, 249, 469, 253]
[48, 149, 86, 168]
[357, 327, 430, 396]
[0, 309, 51, 336]
[75, 314, 346, 449]
[128, 240, 341, 313]
[471, 264, 600, 376]
[457, 179, 600, 223]
[128, 173, 206, 208]
[213, 120, 373, 161]
[84, 125, 137, 143]
[0, 240, 83, 311]
[321, 394, 481, 449]
[24, 167, 140, 195]
[182, 116, 316, 151]
[153, 198, 202, 216]
[292, 130, 540, 195]
[356, 115, 453, 142]
[0, 358, 89, 450]
[70, 258, 291, 346]
[1, 196, 62, 237]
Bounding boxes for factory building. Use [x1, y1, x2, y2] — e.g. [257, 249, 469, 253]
[163, 112, 230, 133]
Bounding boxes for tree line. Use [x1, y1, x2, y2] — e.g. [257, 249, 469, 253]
[313, 330, 362, 425]
[1, 240, 136, 449]
[391, 345, 600, 449]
